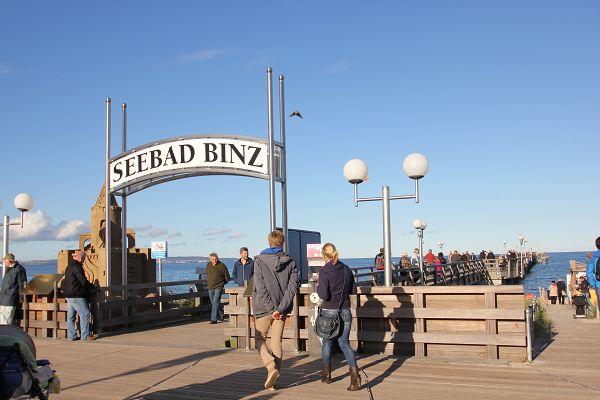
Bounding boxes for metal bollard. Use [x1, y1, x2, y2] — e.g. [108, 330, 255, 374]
[525, 306, 533, 362]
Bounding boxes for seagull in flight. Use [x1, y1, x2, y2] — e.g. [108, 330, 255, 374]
[289, 111, 303, 119]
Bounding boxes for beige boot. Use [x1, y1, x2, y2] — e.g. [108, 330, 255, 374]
[264, 361, 280, 390]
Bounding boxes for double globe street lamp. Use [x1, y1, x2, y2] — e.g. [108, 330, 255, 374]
[413, 219, 427, 286]
[344, 153, 429, 287]
[1, 193, 35, 278]
[518, 234, 528, 277]
[438, 241, 444, 253]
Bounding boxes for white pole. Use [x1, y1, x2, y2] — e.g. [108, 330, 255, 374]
[382, 186, 392, 287]
[266, 67, 276, 232]
[2, 215, 8, 278]
[278, 74, 289, 252]
[105, 98, 112, 288]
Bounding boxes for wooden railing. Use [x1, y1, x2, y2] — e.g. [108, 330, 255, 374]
[21, 279, 211, 338]
[349, 258, 525, 287]
[225, 284, 527, 361]
[94, 279, 210, 333]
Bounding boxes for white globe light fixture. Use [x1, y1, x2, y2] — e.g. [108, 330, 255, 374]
[402, 153, 429, 180]
[14, 193, 35, 212]
[343, 159, 368, 184]
[412, 219, 422, 229]
[343, 151, 430, 287]
[413, 219, 427, 285]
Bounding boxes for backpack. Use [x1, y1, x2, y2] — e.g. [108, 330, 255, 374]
[595, 257, 600, 282]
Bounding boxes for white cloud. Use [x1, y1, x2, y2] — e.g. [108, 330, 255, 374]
[8, 210, 88, 241]
[202, 228, 231, 237]
[176, 49, 238, 63]
[167, 230, 183, 239]
[227, 232, 245, 239]
[169, 241, 187, 247]
[146, 228, 168, 238]
[133, 224, 152, 233]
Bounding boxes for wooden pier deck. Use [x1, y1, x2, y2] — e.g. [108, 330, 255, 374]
[35, 305, 600, 400]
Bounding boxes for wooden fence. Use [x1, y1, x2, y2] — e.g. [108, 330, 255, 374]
[225, 285, 527, 361]
[21, 279, 211, 338]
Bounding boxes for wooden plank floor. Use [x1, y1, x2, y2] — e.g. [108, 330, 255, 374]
[34, 305, 600, 400]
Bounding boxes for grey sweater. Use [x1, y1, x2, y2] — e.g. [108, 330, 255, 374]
[252, 252, 298, 318]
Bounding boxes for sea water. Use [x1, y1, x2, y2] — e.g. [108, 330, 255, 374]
[0, 252, 589, 295]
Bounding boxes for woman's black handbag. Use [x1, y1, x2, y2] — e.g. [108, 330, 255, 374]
[314, 268, 350, 340]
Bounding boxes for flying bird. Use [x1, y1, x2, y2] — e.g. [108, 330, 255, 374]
[289, 111, 303, 119]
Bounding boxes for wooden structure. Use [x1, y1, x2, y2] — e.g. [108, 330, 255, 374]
[32, 304, 598, 400]
[21, 279, 210, 338]
[225, 285, 527, 361]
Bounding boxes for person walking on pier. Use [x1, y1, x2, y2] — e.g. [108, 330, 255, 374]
[232, 247, 254, 287]
[548, 281, 558, 305]
[0, 253, 27, 326]
[317, 243, 361, 391]
[556, 278, 567, 305]
[252, 230, 298, 391]
[62, 251, 94, 340]
[205, 253, 230, 324]
[585, 236, 600, 308]
[425, 249, 436, 265]
[373, 248, 385, 286]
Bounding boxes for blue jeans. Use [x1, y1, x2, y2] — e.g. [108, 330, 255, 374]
[208, 288, 224, 322]
[67, 298, 90, 340]
[321, 308, 357, 368]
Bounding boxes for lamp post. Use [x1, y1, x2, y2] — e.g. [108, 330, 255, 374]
[518, 234, 526, 277]
[503, 241, 508, 254]
[343, 153, 429, 287]
[1, 193, 35, 278]
[438, 241, 444, 254]
[413, 219, 427, 286]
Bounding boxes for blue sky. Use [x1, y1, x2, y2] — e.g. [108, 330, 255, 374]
[1, 1, 598, 260]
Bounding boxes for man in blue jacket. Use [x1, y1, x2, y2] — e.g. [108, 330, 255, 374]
[586, 236, 600, 309]
[232, 247, 254, 286]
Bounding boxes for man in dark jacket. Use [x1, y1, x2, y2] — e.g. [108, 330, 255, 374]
[252, 230, 298, 391]
[232, 247, 254, 287]
[0, 253, 27, 326]
[61, 250, 94, 340]
[205, 252, 230, 323]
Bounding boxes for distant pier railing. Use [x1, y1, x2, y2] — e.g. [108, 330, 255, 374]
[349, 258, 526, 286]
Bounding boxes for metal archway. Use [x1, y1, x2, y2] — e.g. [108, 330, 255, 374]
[104, 68, 289, 289]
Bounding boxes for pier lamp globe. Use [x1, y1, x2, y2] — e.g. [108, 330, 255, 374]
[412, 219, 427, 230]
[343, 159, 368, 184]
[14, 193, 35, 212]
[402, 153, 429, 180]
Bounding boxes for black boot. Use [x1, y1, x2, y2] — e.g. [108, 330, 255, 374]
[321, 364, 331, 384]
[347, 366, 361, 391]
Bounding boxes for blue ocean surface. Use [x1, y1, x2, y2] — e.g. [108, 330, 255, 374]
[1, 252, 589, 295]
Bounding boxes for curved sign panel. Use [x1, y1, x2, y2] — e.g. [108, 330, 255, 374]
[109, 135, 270, 192]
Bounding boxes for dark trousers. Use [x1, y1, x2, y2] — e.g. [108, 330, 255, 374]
[550, 296, 557, 305]
[558, 294, 565, 305]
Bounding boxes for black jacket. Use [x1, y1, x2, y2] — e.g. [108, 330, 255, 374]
[61, 261, 90, 298]
[317, 261, 356, 310]
[0, 262, 27, 306]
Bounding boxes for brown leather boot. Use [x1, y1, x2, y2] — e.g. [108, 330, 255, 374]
[347, 366, 361, 391]
[321, 364, 331, 384]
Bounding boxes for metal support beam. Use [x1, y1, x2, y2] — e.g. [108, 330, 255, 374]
[121, 103, 128, 291]
[2, 216, 8, 278]
[278, 74, 289, 252]
[105, 97, 112, 288]
[382, 186, 392, 287]
[266, 67, 276, 232]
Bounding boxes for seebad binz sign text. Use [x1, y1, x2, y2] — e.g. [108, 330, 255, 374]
[109, 136, 272, 191]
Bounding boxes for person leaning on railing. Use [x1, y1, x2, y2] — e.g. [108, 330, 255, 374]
[317, 243, 361, 391]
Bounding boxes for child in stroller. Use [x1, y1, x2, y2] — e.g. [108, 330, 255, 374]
[0, 325, 60, 399]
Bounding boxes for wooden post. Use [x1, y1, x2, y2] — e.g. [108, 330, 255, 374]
[23, 294, 29, 333]
[244, 294, 251, 351]
[414, 291, 425, 357]
[485, 292, 499, 359]
[292, 291, 300, 352]
[53, 281, 59, 339]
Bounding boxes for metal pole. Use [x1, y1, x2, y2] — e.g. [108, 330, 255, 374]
[382, 186, 392, 287]
[2, 215, 8, 278]
[278, 74, 289, 252]
[158, 258, 163, 312]
[418, 230, 424, 286]
[266, 67, 276, 232]
[105, 97, 112, 288]
[121, 103, 127, 291]
[525, 306, 533, 362]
